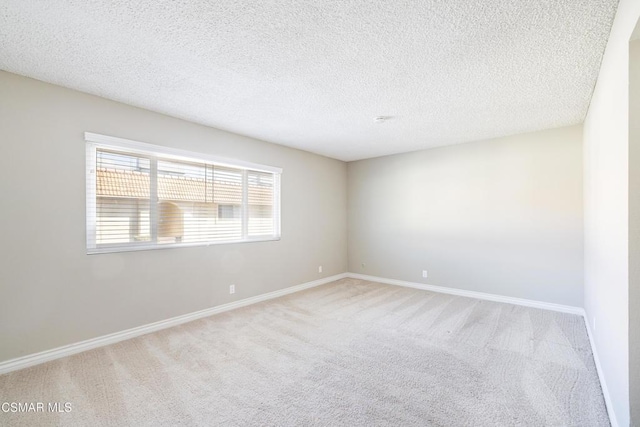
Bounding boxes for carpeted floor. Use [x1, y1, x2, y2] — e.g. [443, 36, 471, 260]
[0, 278, 609, 426]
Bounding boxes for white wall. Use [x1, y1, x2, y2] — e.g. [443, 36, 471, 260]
[629, 26, 640, 427]
[0, 71, 348, 363]
[348, 126, 583, 306]
[583, 0, 640, 424]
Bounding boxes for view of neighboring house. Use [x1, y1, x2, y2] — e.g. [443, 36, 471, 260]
[95, 149, 275, 246]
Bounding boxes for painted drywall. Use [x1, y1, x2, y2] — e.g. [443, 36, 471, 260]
[630, 29, 640, 427]
[583, 0, 640, 424]
[348, 126, 583, 306]
[0, 71, 347, 363]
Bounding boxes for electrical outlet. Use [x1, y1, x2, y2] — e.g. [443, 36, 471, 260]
[422, 270, 428, 278]
[361, 263, 366, 268]
[318, 265, 323, 273]
[229, 284, 235, 294]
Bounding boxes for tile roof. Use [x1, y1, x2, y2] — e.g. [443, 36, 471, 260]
[96, 168, 272, 205]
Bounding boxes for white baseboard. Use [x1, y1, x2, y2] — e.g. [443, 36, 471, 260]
[346, 273, 584, 315]
[346, 272, 617, 427]
[583, 314, 619, 427]
[0, 273, 348, 376]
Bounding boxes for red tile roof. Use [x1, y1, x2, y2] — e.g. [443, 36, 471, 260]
[97, 168, 272, 205]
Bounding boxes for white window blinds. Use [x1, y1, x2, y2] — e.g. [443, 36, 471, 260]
[86, 133, 281, 254]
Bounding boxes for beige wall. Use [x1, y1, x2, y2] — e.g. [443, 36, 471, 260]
[0, 71, 348, 363]
[348, 125, 583, 306]
[583, 0, 640, 424]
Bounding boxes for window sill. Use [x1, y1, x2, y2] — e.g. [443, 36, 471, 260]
[86, 236, 281, 255]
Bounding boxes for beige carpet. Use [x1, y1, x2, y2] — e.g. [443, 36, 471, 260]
[0, 278, 609, 426]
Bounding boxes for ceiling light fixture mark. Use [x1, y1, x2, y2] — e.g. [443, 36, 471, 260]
[374, 116, 393, 123]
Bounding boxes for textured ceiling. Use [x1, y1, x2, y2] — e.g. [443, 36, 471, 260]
[0, 0, 618, 161]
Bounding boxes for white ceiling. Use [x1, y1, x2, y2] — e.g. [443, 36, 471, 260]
[0, 0, 618, 161]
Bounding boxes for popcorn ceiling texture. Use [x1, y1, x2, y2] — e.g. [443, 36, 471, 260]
[0, 0, 618, 161]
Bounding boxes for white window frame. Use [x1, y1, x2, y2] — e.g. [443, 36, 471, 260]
[85, 132, 282, 254]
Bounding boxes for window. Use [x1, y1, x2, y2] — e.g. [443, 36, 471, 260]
[85, 133, 281, 254]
